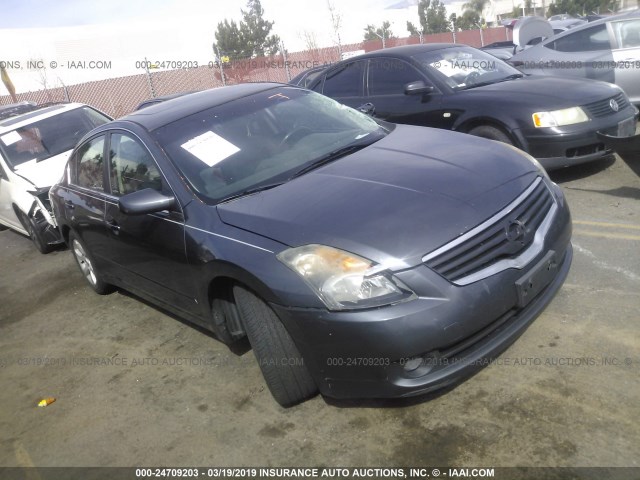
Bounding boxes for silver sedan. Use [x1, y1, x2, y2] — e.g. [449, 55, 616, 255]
[511, 10, 640, 104]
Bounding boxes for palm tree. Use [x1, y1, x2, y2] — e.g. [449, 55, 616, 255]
[1, 65, 18, 102]
[463, 0, 488, 17]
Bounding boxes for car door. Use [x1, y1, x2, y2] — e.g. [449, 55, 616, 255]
[65, 134, 109, 264]
[364, 57, 444, 127]
[312, 59, 367, 109]
[102, 131, 194, 313]
[610, 18, 640, 104]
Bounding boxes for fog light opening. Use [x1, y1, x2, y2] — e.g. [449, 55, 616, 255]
[402, 352, 440, 378]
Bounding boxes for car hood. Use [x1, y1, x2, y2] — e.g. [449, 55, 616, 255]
[217, 125, 540, 268]
[471, 75, 621, 107]
[13, 150, 71, 188]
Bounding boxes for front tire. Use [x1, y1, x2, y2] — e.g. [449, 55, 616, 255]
[234, 286, 317, 407]
[20, 211, 53, 254]
[69, 232, 113, 295]
[468, 125, 513, 145]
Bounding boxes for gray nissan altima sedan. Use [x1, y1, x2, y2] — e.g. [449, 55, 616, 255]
[50, 83, 573, 406]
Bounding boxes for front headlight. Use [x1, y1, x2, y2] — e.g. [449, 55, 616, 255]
[277, 244, 416, 310]
[532, 107, 589, 128]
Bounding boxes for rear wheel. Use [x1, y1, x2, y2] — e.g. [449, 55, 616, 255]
[468, 125, 513, 145]
[69, 232, 113, 295]
[233, 285, 318, 407]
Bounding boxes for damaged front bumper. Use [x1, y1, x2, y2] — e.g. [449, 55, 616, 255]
[28, 187, 63, 245]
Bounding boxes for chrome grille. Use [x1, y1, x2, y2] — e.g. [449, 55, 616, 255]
[583, 92, 629, 118]
[423, 178, 554, 283]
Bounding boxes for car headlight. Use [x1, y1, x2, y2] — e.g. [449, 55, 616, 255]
[277, 244, 416, 310]
[532, 107, 589, 128]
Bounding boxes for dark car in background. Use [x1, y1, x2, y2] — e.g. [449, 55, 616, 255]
[51, 83, 572, 406]
[288, 65, 329, 88]
[308, 43, 639, 170]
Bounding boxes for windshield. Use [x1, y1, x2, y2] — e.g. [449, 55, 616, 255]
[0, 106, 110, 169]
[154, 87, 386, 204]
[412, 46, 523, 90]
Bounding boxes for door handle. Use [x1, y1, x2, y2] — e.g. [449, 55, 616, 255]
[64, 200, 75, 210]
[106, 218, 121, 235]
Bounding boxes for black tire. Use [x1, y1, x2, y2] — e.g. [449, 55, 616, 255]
[468, 125, 514, 145]
[233, 285, 318, 407]
[19, 211, 53, 254]
[69, 231, 114, 295]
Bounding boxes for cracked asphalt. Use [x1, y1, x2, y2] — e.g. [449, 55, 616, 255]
[0, 154, 638, 469]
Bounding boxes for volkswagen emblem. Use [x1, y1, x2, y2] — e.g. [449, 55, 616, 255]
[505, 220, 526, 243]
[610, 99, 619, 112]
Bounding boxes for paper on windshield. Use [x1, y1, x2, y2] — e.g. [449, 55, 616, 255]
[181, 131, 239, 167]
[1, 131, 22, 146]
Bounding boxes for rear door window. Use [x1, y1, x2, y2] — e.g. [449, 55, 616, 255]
[72, 136, 106, 191]
[320, 60, 366, 97]
[546, 24, 611, 52]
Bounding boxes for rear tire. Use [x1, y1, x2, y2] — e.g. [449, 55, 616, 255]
[233, 285, 318, 407]
[69, 231, 114, 295]
[468, 125, 513, 145]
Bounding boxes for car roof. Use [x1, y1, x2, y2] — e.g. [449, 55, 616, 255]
[340, 43, 460, 60]
[121, 82, 287, 131]
[136, 91, 196, 110]
[0, 103, 88, 135]
[544, 8, 640, 41]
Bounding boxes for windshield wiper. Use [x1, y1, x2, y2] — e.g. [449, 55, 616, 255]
[219, 182, 284, 203]
[289, 138, 378, 179]
[461, 73, 524, 90]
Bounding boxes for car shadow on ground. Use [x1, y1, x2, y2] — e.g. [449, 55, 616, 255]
[115, 288, 252, 356]
[549, 155, 615, 184]
[550, 155, 640, 200]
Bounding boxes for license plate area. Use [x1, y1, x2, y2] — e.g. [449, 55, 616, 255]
[618, 117, 636, 137]
[515, 250, 558, 308]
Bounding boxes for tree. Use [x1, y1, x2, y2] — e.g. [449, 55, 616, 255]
[213, 0, 280, 60]
[214, 19, 250, 59]
[455, 9, 481, 30]
[547, 0, 615, 16]
[298, 30, 319, 52]
[327, 0, 343, 55]
[407, 0, 450, 35]
[363, 21, 395, 42]
[463, 0, 488, 16]
[240, 0, 280, 57]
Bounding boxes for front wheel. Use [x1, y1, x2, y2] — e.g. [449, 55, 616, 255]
[234, 285, 318, 407]
[467, 125, 514, 146]
[69, 232, 113, 295]
[20, 211, 53, 254]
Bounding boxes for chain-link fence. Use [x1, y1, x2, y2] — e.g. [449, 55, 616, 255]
[1, 27, 511, 118]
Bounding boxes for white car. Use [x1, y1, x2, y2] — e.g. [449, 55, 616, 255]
[0, 102, 110, 252]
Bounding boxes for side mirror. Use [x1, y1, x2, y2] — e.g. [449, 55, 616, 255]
[357, 102, 376, 116]
[404, 81, 435, 95]
[119, 188, 175, 215]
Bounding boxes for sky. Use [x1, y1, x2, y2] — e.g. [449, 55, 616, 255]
[0, 0, 464, 92]
[0, 0, 420, 45]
